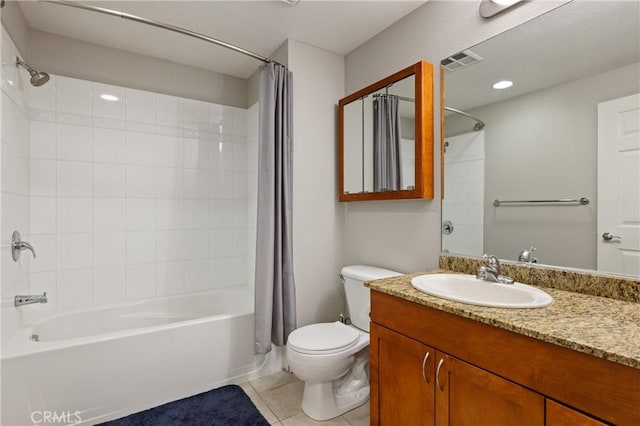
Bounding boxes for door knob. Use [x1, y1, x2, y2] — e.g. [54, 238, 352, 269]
[602, 232, 622, 242]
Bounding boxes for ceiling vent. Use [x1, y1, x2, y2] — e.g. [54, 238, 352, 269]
[441, 50, 483, 71]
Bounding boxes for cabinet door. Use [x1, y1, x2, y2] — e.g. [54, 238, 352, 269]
[370, 324, 435, 426]
[435, 352, 544, 426]
[546, 400, 607, 426]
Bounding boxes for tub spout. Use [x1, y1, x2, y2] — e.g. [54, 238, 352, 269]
[15, 292, 47, 307]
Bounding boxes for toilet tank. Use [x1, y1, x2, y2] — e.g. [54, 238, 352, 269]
[341, 265, 402, 332]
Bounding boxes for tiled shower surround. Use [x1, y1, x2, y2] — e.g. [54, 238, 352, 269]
[22, 72, 257, 312]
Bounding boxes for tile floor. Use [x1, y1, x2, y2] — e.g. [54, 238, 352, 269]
[240, 371, 370, 426]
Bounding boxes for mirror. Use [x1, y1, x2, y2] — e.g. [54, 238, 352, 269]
[442, 1, 640, 277]
[339, 61, 434, 201]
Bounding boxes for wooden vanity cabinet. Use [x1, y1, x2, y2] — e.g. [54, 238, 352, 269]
[370, 290, 640, 425]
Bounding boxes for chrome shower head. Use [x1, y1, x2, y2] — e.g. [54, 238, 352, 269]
[15, 57, 50, 87]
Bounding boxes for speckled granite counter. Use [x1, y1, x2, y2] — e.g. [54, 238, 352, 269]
[366, 270, 640, 370]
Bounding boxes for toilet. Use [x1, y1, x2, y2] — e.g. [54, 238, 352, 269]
[286, 265, 401, 421]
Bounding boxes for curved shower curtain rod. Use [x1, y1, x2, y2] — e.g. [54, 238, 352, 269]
[372, 93, 486, 131]
[42, 0, 283, 67]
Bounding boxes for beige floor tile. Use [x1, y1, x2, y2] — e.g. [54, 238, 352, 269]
[342, 401, 370, 426]
[250, 370, 300, 393]
[281, 412, 351, 425]
[239, 381, 280, 425]
[260, 380, 305, 421]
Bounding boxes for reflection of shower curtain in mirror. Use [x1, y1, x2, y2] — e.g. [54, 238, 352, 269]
[373, 95, 402, 191]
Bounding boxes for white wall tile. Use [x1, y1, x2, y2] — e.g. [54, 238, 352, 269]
[157, 94, 183, 127]
[184, 99, 209, 129]
[209, 228, 233, 258]
[26, 75, 56, 113]
[30, 121, 56, 159]
[232, 144, 248, 172]
[126, 165, 156, 198]
[211, 170, 233, 199]
[156, 134, 183, 167]
[2, 93, 29, 152]
[184, 259, 210, 292]
[57, 197, 92, 233]
[57, 233, 92, 270]
[210, 135, 233, 170]
[57, 123, 92, 161]
[57, 161, 92, 197]
[184, 199, 210, 229]
[93, 232, 126, 267]
[2, 143, 29, 194]
[183, 138, 210, 169]
[210, 199, 233, 228]
[157, 199, 183, 230]
[184, 229, 209, 260]
[93, 266, 126, 304]
[126, 131, 156, 165]
[210, 257, 234, 288]
[127, 198, 156, 231]
[209, 104, 233, 135]
[30, 197, 56, 234]
[57, 269, 92, 308]
[232, 199, 248, 228]
[93, 198, 126, 232]
[233, 107, 247, 136]
[232, 172, 248, 200]
[93, 128, 126, 163]
[126, 231, 156, 264]
[184, 169, 212, 199]
[93, 83, 126, 120]
[126, 89, 156, 124]
[29, 272, 57, 312]
[156, 167, 183, 198]
[126, 263, 157, 300]
[30, 159, 57, 196]
[233, 256, 248, 286]
[157, 230, 184, 262]
[56, 77, 92, 116]
[93, 163, 126, 197]
[28, 234, 56, 273]
[233, 228, 248, 256]
[157, 261, 184, 296]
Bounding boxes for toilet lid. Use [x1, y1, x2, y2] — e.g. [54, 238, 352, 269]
[287, 322, 360, 355]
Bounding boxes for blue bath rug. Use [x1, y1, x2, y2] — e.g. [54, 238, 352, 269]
[99, 385, 270, 426]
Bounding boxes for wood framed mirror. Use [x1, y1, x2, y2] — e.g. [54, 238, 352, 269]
[338, 61, 434, 202]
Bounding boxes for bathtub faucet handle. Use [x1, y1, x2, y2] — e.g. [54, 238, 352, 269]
[11, 231, 36, 261]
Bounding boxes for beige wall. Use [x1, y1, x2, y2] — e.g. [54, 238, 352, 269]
[0, 1, 29, 55]
[287, 39, 346, 327]
[343, 0, 569, 274]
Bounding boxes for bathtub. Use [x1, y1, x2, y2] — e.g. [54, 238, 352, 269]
[1, 286, 282, 425]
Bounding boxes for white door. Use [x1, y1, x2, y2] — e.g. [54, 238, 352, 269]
[597, 93, 640, 276]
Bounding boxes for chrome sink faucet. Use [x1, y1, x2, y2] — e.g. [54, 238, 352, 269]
[477, 254, 514, 285]
[15, 292, 47, 307]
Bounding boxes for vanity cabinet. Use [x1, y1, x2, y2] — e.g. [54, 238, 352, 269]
[370, 291, 640, 425]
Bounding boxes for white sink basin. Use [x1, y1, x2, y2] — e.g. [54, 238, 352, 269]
[410, 274, 553, 308]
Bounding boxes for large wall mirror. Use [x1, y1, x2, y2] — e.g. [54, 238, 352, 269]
[339, 61, 434, 202]
[442, 1, 640, 277]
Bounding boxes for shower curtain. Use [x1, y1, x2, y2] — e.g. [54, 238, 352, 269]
[373, 94, 403, 191]
[254, 62, 297, 355]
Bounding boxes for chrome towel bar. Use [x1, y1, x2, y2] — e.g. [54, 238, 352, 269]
[493, 197, 590, 207]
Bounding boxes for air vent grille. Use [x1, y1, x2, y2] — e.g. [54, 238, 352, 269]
[441, 50, 483, 71]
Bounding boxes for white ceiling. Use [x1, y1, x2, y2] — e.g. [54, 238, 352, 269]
[18, 0, 427, 79]
[444, 1, 640, 113]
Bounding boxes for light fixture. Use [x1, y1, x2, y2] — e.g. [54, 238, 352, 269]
[479, 0, 524, 19]
[100, 94, 119, 102]
[492, 80, 514, 90]
[280, 0, 301, 6]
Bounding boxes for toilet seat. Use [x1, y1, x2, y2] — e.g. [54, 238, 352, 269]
[288, 322, 360, 355]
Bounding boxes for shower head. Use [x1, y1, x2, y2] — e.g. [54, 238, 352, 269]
[15, 57, 50, 87]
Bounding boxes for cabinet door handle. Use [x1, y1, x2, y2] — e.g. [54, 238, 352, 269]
[436, 358, 445, 391]
[421, 352, 431, 383]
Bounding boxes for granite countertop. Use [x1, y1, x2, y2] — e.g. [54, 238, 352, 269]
[366, 270, 640, 370]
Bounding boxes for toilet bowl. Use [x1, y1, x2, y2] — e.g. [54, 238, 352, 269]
[286, 265, 401, 421]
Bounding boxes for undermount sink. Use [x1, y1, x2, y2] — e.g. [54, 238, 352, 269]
[410, 274, 553, 308]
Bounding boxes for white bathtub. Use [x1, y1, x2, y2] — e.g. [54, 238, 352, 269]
[1, 287, 282, 425]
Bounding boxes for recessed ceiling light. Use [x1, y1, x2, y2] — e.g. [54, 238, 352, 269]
[492, 0, 520, 6]
[492, 80, 513, 90]
[100, 94, 119, 102]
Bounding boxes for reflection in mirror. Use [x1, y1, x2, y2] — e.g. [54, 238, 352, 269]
[339, 61, 433, 202]
[343, 75, 416, 194]
[441, 1, 640, 277]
